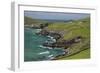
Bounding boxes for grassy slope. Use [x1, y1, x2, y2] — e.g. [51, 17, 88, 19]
[61, 49, 90, 60]
[24, 16, 47, 25]
[46, 17, 90, 59]
[47, 17, 90, 40]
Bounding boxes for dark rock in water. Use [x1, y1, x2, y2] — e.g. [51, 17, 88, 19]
[31, 23, 49, 29]
[38, 29, 49, 36]
[32, 27, 40, 29]
[43, 36, 82, 48]
[43, 43, 55, 48]
[49, 32, 62, 40]
[40, 23, 49, 29]
[37, 29, 62, 40]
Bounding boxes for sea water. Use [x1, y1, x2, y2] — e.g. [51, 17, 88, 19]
[24, 27, 65, 61]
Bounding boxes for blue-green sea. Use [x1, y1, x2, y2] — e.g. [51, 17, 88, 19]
[24, 27, 65, 61]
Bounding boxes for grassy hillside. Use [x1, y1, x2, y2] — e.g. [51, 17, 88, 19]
[46, 17, 90, 40]
[24, 16, 47, 25]
[61, 49, 90, 60]
[45, 17, 90, 59]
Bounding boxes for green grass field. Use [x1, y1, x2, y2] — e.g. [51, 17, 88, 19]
[46, 17, 90, 40]
[61, 49, 90, 60]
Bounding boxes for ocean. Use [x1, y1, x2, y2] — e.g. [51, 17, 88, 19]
[24, 27, 65, 61]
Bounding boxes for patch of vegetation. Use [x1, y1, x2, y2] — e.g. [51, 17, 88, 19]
[61, 49, 90, 60]
[46, 17, 90, 40]
[24, 16, 48, 25]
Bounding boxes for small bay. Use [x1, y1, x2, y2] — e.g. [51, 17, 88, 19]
[24, 27, 65, 61]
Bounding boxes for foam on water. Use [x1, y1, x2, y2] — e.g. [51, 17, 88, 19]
[38, 51, 50, 55]
[39, 45, 53, 49]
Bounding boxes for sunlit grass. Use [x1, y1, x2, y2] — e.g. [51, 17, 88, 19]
[61, 49, 90, 60]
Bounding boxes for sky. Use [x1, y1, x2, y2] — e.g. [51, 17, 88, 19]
[24, 11, 90, 21]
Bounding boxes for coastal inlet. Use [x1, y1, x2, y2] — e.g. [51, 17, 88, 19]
[24, 27, 66, 61]
[24, 16, 90, 61]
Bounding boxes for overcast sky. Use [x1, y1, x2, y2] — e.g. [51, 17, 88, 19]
[24, 11, 90, 21]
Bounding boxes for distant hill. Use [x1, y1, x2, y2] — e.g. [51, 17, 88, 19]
[24, 16, 74, 25]
[24, 16, 48, 25]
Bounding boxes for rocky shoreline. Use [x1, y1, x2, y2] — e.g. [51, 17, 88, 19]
[25, 22, 84, 60]
[28, 23, 83, 60]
